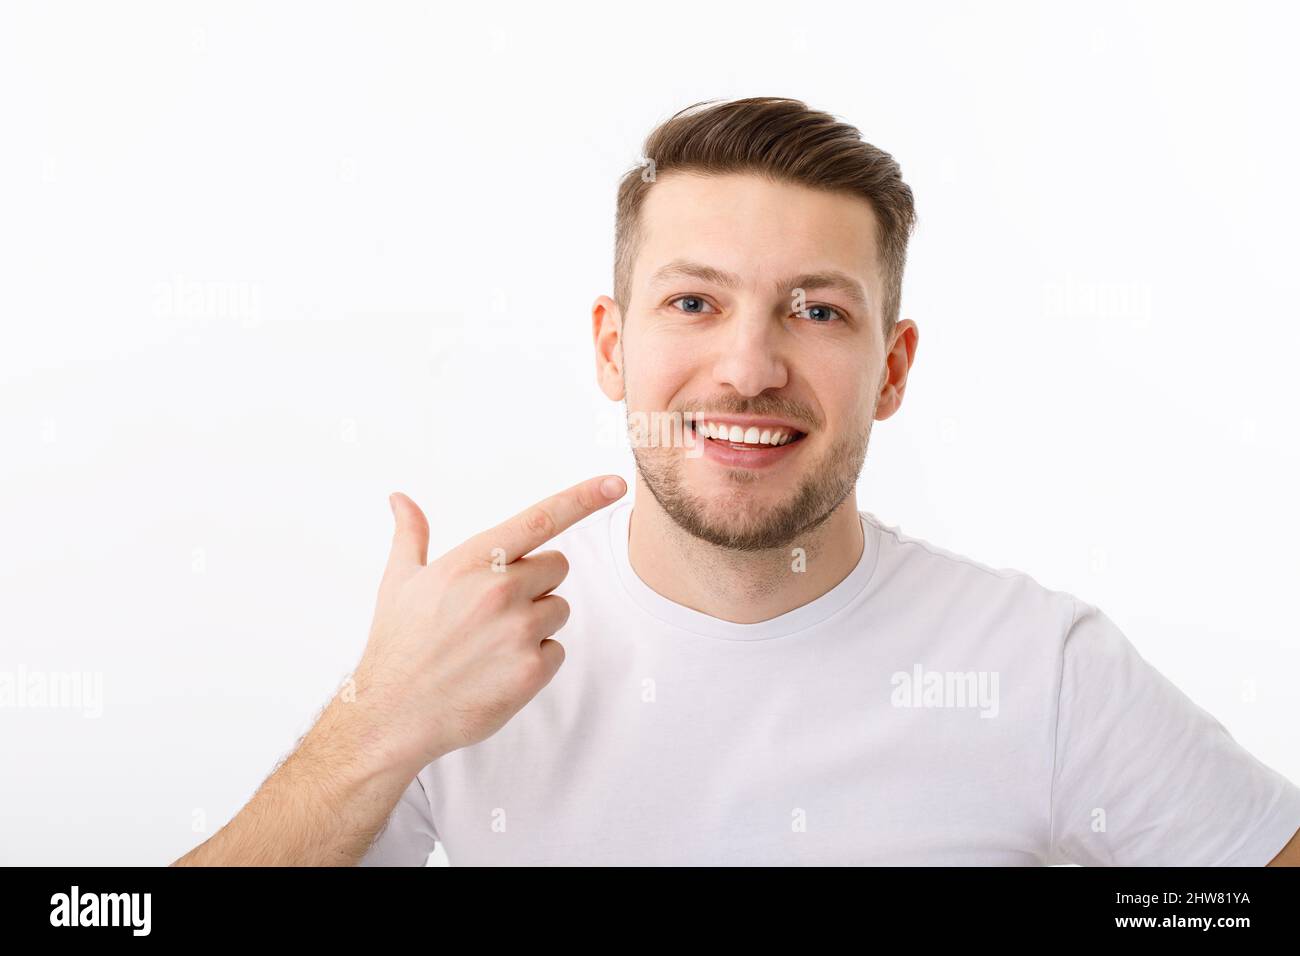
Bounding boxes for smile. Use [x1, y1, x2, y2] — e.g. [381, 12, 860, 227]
[685, 418, 808, 468]
[691, 420, 804, 446]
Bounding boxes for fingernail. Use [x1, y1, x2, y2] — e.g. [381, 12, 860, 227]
[601, 476, 626, 499]
[389, 493, 397, 517]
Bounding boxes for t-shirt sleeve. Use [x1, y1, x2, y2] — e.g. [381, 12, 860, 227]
[1048, 597, 1300, 865]
[357, 772, 440, 866]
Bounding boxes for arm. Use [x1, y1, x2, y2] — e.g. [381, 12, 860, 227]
[170, 475, 626, 866]
[1267, 826, 1300, 866]
[172, 697, 426, 866]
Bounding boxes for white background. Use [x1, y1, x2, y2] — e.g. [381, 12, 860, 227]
[2, 0, 1297, 866]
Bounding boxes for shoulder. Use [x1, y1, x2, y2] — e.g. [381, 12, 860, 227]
[861, 510, 1081, 632]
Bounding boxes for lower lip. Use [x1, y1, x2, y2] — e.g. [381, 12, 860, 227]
[690, 424, 807, 468]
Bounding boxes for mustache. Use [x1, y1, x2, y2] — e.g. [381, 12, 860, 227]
[674, 399, 819, 431]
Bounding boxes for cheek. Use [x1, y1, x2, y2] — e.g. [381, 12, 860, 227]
[624, 333, 697, 405]
[808, 355, 873, 424]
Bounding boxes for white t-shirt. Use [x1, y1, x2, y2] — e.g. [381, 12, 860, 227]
[359, 500, 1300, 866]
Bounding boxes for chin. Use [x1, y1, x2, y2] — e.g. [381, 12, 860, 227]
[692, 475, 797, 507]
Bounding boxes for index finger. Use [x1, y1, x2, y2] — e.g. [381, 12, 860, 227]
[460, 475, 627, 566]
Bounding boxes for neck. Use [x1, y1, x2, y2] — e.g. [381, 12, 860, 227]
[626, 477, 865, 625]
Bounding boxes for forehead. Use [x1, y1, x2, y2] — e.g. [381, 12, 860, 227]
[634, 171, 882, 302]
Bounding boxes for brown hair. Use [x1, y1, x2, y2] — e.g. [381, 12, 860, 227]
[614, 96, 917, 342]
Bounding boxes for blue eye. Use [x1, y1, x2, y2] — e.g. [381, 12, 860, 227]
[799, 304, 844, 323]
[667, 296, 844, 323]
[669, 296, 715, 314]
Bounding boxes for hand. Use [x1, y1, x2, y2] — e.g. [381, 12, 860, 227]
[347, 475, 628, 775]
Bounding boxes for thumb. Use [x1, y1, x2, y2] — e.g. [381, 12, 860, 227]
[387, 491, 430, 569]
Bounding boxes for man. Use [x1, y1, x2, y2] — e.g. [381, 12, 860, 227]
[173, 97, 1300, 866]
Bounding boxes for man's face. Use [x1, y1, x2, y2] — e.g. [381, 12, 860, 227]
[601, 171, 892, 552]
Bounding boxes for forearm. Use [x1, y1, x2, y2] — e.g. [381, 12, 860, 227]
[171, 701, 422, 867]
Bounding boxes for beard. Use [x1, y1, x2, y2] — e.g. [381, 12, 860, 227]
[629, 408, 872, 553]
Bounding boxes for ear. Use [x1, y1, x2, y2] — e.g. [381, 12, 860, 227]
[874, 318, 919, 421]
[592, 295, 626, 401]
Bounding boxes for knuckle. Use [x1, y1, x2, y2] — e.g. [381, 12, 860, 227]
[440, 555, 479, 582]
[477, 576, 515, 611]
[549, 597, 571, 629]
[534, 549, 568, 578]
[574, 487, 598, 514]
[514, 653, 548, 687]
[521, 507, 556, 541]
[511, 613, 540, 642]
[544, 638, 566, 667]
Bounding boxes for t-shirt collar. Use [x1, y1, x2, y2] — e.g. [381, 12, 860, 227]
[606, 499, 879, 641]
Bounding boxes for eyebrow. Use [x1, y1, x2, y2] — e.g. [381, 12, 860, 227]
[648, 258, 872, 311]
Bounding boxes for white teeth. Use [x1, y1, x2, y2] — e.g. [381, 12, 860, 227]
[698, 421, 799, 447]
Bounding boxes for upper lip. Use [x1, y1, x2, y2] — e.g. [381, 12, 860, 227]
[689, 414, 808, 434]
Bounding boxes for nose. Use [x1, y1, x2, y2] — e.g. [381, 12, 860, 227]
[711, 309, 789, 397]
